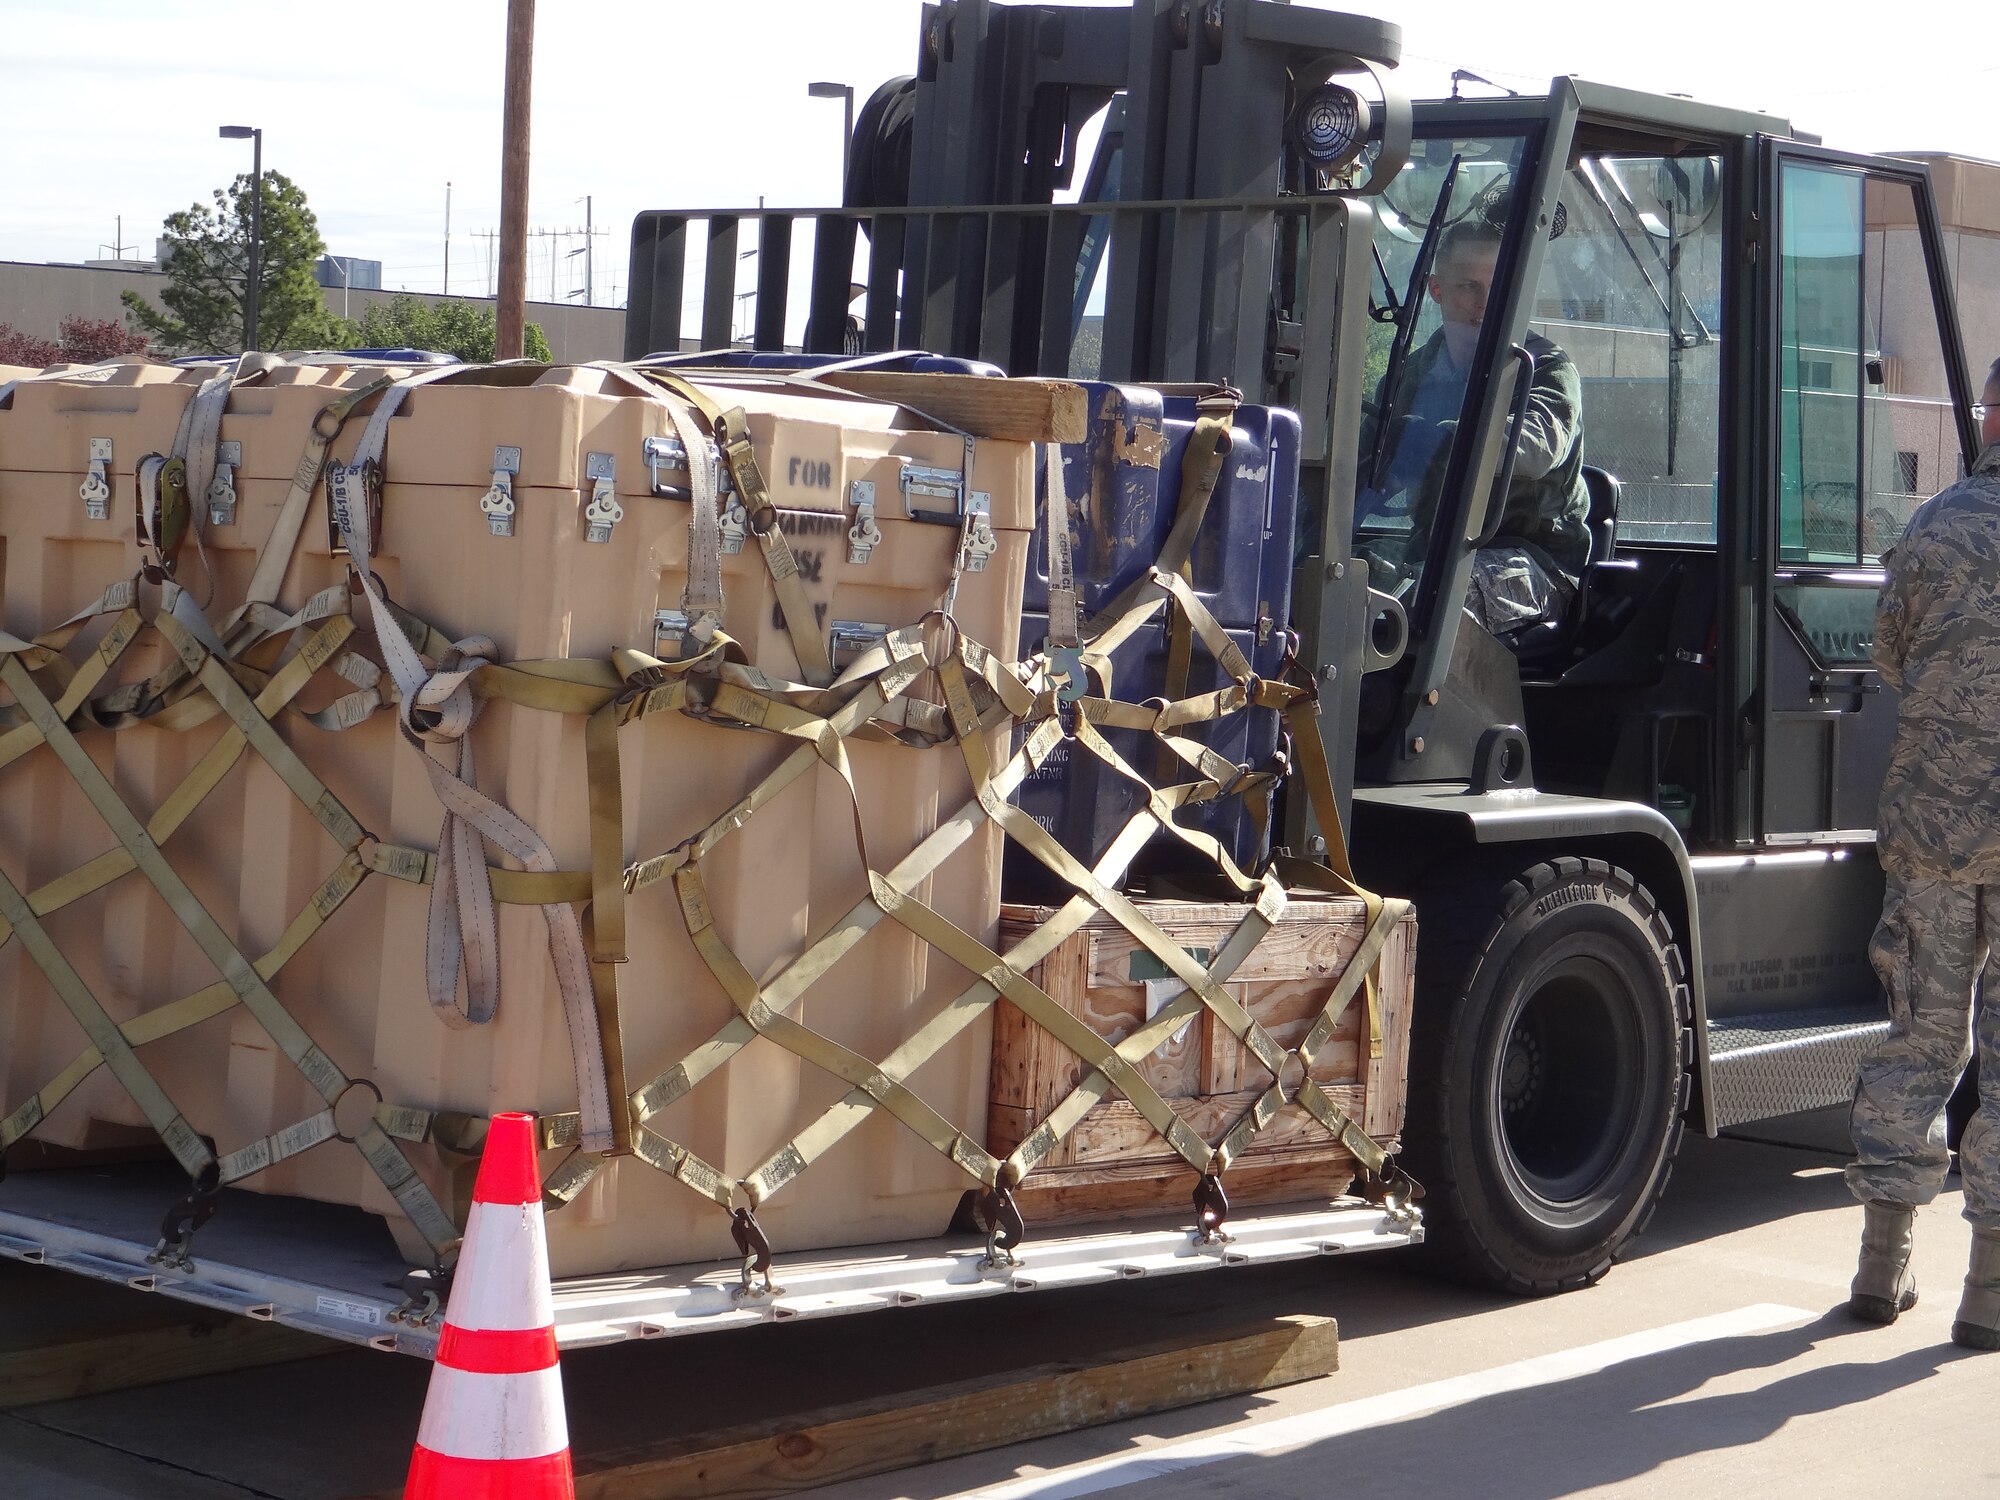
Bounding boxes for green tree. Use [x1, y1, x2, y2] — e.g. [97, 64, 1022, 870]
[341, 295, 552, 363]
[123, 170, 342, 354]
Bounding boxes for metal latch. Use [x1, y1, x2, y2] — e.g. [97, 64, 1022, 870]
[644, 433, 743, 551]
[653, 609, 690, 655]
[847, 480, 881, 565]
[582, 452, 621, 543]
[81, 438, 113, 520]
[207, 441, 241, 526]
[480, 446, 520, 537]
[960, 492, 997, 573]
[901, 463, 989, 526]
[829, 618, 889, 668]
[642, 434, 734, 500]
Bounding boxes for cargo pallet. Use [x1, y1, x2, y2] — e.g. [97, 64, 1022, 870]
[0, 1164, 1416, 1357]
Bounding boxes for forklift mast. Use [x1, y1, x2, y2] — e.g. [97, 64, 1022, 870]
[625, 0, 1413, 830]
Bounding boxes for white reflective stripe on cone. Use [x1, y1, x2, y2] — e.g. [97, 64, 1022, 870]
[446, 1200, 556, 1331]
[414, 1365, 569, 1461]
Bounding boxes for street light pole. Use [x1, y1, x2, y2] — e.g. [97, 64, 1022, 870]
[219, 125, 263, 350]
[806, 82, 854, 194]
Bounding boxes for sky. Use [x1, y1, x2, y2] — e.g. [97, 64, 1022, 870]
[2, 0, 1995, 309]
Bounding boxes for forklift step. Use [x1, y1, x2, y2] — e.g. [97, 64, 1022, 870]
[1706, 1005, 1887, 1129]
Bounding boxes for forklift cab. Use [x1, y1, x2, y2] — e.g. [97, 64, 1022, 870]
[1350, 82, 1981, 838]
[1347, 79, 1982, 1134]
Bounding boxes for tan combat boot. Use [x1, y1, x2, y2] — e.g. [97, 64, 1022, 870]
[1848, 1201, 1918, 1323]
[1951, 1226, 2000, 1350]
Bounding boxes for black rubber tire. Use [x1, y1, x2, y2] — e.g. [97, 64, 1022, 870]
[1402, 857, 1690, 1296]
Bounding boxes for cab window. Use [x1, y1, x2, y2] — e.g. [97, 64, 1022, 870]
[1353, 130, 1534, 604]
[1776, 163, 1965, 565]
[1534, 152, 1727, 545]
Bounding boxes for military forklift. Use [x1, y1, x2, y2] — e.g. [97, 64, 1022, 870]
[625, 0, 1982, 1294]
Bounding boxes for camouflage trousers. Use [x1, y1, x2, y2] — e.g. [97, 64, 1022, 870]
[1847, 872, 2000, 1228]
[1464, 542, 1575, 636]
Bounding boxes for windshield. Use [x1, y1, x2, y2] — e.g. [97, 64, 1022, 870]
[1352, 128, 1536, 613]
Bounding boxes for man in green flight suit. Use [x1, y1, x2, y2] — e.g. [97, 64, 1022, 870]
[1361, 216, 1590, 637]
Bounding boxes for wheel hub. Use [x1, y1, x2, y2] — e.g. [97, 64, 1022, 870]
[1501, 1028, 1542, 1115]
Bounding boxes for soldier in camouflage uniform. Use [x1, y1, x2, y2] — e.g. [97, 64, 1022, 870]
[1847, 357, 2000, 1349]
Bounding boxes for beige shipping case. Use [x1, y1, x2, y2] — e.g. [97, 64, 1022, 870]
[0, 359, 1034, 1275]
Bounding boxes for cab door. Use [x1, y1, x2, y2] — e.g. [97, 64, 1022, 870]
[1755, 144, 1978, 842]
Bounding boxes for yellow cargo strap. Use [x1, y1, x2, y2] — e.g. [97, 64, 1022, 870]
[614, 367, 838, 688]
[331, 376, 617, 1156]
[0, 620, 459, 1255]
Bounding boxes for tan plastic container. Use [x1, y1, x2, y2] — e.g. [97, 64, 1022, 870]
[0, 361, 1033, 1275]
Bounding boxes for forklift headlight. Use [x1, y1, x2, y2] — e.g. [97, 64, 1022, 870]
[1290, 84, 1372, 175]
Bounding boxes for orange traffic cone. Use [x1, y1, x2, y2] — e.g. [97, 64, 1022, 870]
[405, 1112, 574, 1499]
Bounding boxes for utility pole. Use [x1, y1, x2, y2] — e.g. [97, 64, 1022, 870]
[584, 195, 592, 307]
[219, 125, 264, 350]
[444, 181, 452, 296]
[496, 0, 534, 358]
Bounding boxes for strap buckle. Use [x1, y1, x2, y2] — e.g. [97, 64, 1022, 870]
[977, 1184, 1026, 1269]
[207, 441, 241, 527]
[1193, 1170, 1232, 1246]
[730, 1205, 783, 1299]
[146, 1159, 222, 1273]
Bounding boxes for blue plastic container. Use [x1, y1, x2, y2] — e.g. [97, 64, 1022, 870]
[1011, 387, 1301, 890]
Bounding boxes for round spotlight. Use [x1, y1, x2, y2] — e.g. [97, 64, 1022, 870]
[1290, 84, 1372, 174]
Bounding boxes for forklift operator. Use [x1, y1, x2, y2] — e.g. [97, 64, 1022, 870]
[1364, 218, 1592, 639]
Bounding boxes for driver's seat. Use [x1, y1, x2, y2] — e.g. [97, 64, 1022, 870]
[1510, 464, 1622, 663]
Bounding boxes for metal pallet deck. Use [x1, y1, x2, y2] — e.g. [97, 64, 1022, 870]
[0, 1165, 1419, 1357]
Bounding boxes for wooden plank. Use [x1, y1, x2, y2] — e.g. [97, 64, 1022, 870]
[811, 371, 1088, 443]
[562, 1313, 1337, 1500]
[0, 1300, 333, 1408]
[1365, 916, 1416, 1139]
[1011, 1157, 1362, 1224]
[1060, 1087, 1372, 1164]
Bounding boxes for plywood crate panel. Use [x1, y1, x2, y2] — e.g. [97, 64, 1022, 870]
[988, 896, 1414, 1224]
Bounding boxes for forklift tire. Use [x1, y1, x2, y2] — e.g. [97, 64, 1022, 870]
[1403, 856, 1689, 1296]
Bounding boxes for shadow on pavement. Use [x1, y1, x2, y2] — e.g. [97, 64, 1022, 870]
[1213, 1309, 1980, 1500]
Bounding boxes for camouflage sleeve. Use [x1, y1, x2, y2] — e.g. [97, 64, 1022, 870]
[1873, 541, 1918, 689]
[1512, 346, 1581, 483]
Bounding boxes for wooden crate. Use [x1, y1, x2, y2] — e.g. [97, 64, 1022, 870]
[987, 895, 1415, 1224]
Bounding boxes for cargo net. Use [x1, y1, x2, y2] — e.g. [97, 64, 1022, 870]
[0, 360, 1417, 1294]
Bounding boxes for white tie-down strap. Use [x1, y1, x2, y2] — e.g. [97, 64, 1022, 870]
[335, 377, 617, 1154]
